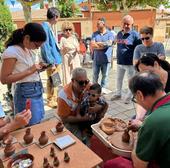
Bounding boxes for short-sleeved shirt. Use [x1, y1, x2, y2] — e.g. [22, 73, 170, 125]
[92, 30, 114, 64]
[57, 82, 90, 118]
[133, 42, 165, 61]
[2, 46, 40, 83]
[0, 103, 5, 118]
[79, 95, 106, 120]
[136, 93, 170, 167]
[116, 30, 141, 65]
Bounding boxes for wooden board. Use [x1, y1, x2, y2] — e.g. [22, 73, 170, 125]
[2, 119, 102, 168]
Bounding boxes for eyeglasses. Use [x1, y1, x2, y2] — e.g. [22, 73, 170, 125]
[131, 95, 137, 103]
[141, 37, 150, 41]
[88, 93, 99, 97]
[75, 79, 89, 86]
[65, 28, 72, 32]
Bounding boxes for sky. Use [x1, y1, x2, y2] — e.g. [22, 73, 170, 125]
[6, 0, 85, 12]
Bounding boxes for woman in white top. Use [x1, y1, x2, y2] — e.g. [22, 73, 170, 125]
[60, 21, 81, 85]
[0, 23, 47, 125]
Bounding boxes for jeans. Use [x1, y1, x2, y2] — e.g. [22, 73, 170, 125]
[116, 64, 135, 99]
[93, 62, 111, 88]
[14, 82, 45, 125]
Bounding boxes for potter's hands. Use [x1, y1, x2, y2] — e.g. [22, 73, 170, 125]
[128, 119, 142, 132]
[14, 109, 32, 128]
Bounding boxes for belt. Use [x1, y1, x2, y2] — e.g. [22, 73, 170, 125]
[16, 81, 42, 87]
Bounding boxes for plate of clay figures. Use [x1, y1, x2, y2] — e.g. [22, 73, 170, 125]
[7, 153, 34, 168]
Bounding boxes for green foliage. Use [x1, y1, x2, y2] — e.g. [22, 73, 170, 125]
[57, 0, 80, 18]
[0, 3, 14, 53]
[95, 0, 169, 11]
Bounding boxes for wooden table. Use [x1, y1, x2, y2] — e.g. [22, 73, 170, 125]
[2, 118, 103, 168]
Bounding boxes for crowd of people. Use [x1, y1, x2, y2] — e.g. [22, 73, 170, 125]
[0, 6, 170, 168]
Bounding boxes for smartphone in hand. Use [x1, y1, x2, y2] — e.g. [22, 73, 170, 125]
[26, 99, 31, 110]
[38, 64, 53, 72]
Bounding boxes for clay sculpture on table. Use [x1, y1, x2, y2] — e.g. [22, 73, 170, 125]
[64, 152, 70, 163]
[122, 128, 130, 143]
[53, 156, 59, 167]
[50, 147, 55, 157]
[43, 157, 49, 168]
[56, 122, 64, 132]
[39, 131, 48, 146]
[4, 138, 15, 157]
[23, 128, 34, 144]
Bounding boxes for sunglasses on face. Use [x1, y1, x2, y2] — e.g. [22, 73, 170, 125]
[65, 28, 72, 32]
[141, 37, 150, 41]
[88, 93, 99, 97]
[75, 79, 89, 86]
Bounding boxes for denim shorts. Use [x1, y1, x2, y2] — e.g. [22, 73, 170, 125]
[14, 81, 45, 125]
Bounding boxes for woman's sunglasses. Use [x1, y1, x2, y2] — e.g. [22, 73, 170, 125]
[141, 37, 150, 41]
[65, 28, 72, 32]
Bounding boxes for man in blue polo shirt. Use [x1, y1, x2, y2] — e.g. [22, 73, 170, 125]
[111, 15, 141, 104]
[91, 18, 114, 88]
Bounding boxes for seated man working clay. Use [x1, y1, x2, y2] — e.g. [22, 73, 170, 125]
[57, 68, 105, 144]
[104, 71, 170, 168]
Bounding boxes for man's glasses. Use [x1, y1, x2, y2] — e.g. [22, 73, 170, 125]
[131, 96, 137, 103]
[65, 28, 72, 32]
[141, 37, 150, 41]
[88, 93, 99, 97]
[75, 79, 89, 86]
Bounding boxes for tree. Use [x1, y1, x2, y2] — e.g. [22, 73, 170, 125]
[0, 2, 14, 53]
[95, 0, 169, 11]
[57, 0, 80, 18]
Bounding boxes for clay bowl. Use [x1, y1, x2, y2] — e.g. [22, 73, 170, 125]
[7, 153, 34, 168]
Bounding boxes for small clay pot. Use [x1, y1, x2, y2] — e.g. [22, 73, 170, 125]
[122, 129, 130, 143]
[23, 128, 34, 144]
[56, 122, 64, 132]
[64, 152, 70, 163]
[39, 131, 48, 146]
[53, 156, 59, 167]
[4, 139, 15, 157]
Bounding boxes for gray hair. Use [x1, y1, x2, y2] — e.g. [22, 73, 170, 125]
[71, 68, 87, 79]
[122, 15, 134, 24]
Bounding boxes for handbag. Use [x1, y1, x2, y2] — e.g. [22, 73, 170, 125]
[50, 72, 62, 87]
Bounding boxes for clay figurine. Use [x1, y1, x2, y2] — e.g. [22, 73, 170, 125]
[64, 152, 70, 163]
[4, 138, 15, 157]
[39, 131, 48, 146]
[122, 128, 130, 143]
[43, 157, 49, 168]
[0, 158, 4, 168]
[56, 122, 64, 132]
[50, 147, 55, 157]
[53, 156, 59, 167]
[23, 128, 34, 144]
